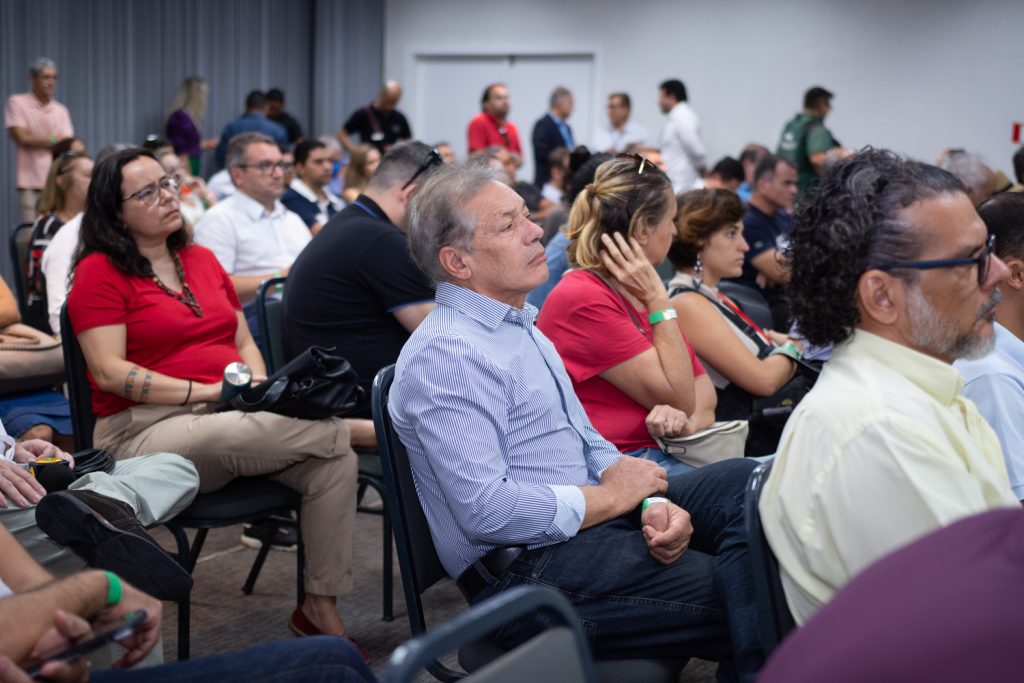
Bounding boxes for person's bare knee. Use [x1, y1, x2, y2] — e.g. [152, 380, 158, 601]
[19, 424, 55, 443]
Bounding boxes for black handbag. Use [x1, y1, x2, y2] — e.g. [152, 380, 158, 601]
[228, 346, 364, 420]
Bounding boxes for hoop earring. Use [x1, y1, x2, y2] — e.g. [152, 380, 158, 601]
[694, 254, 704, 290]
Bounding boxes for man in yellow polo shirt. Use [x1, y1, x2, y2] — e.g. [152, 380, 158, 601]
[760, 148, 1020, 625]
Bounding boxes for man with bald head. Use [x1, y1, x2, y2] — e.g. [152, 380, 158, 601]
[336, 80, 412, 154]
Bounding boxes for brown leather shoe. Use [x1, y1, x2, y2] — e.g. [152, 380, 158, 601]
[288, 607, 370, 662]
[35, 489, 193, 602]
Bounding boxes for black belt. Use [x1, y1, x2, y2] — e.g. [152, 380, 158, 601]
[455, 546, 525, 602]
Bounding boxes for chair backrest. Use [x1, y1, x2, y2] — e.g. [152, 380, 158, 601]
[255, 276, 288, 373]
[381, 585, 596, 683]
[59, 303, 97, 452]
[718, 280, 774, 332]
[9, 223, 33, 317]
[372, 366, 451, 631]
[744, 460, 796, 653]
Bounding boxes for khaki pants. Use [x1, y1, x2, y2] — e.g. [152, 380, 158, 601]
[94, 404, 357, 597]
[17, 188, 41, 224]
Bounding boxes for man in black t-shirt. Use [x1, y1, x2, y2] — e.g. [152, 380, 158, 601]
[335, 81, 412, 155]
[727, 154, 798, 328]
[266, 88, 304, 144]
[283, 141, 441, 417]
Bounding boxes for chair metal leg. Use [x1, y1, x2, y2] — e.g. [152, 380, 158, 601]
[242, 523, 276, 595]
[296, 508, 305, 604]
[187, 528, 209, 573]
[165, 523, 194, 661]
[382, 503, 393, 621]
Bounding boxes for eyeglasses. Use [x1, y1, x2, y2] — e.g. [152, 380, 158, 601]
[875, 234, 996, 285]
[237, 160, 293, 175]
[401, 148, 443, 190]
[122, 175, 180, 207]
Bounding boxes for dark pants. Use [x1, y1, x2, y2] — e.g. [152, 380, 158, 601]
[91, 637, 374, 683]
[475, 458, 763, 683]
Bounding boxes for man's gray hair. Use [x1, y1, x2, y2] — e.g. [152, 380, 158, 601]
[366, 141, 441, 192]
[550, 86, 572, 109]
[30, 57, 56, 76]
[225, 132, 275, 168]
[408, 163, 505, 284]
[938, 152, 992, 197]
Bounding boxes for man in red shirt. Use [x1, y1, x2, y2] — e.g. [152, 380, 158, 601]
[467, 83, 522, 156]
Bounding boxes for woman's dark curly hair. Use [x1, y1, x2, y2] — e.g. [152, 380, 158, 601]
[668, 188, 744, 270]
[72, 147, 190, 282]
[785, 147, 965, 346]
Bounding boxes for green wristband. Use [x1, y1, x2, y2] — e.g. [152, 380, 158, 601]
[642, 496, 671, 512]
[648, 309, 678, 325]
[104, 570, 123, 606]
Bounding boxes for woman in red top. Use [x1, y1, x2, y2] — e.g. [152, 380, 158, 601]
[537, 155, 716, 475]
[67, 148, 375, 646]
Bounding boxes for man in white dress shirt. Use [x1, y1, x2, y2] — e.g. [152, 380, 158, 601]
[591, 92, 649, 153]
[658, 79, 706, 193]
[194, 132, 311, 306]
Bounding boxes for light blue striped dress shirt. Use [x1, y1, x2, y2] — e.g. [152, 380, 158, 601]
[390, 282, 623, 578]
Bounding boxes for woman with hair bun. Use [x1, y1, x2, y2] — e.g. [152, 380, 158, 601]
[537, 155, 715, 474]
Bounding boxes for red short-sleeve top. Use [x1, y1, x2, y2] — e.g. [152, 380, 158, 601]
[67, 245, 243, 417]
[537, 269, 705, 452]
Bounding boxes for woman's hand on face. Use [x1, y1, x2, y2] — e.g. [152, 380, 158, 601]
[599, 232, 669, 310]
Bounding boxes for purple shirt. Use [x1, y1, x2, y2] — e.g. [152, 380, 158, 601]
[166, 108, 201, 158]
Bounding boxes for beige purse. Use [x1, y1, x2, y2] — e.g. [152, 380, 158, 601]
[0, 323, 64, 393]
[656, 420, 750, 468]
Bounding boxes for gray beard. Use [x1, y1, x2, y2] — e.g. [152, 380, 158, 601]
[905, 286, 1000, 361]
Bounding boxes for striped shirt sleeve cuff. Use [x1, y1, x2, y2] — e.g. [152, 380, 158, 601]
[546, 484, 586, 540]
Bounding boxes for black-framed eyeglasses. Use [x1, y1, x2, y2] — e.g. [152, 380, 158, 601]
[122, 175, 180, 207]
[402, 148, 443, 190]
[237, 160, 293, 175]
[875, 234, 996, 285]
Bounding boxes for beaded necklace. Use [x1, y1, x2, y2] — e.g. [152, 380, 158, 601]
[152, 251, 203, 318]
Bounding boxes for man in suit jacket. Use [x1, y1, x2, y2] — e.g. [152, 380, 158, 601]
[531, 86, 574, 188]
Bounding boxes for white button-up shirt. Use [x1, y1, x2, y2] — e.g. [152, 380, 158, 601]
[591, 120, 650, 153]
[760, 330, 1018, 625]
[193, 191, 311, 276]
[660, 101, 706, 192]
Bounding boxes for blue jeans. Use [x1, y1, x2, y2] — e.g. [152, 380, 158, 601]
[628, 446, 697, 477]
[475, 458, 763, 683]
[91, 637, 374, 683]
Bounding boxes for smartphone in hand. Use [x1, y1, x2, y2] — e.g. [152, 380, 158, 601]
[23, 609, 148, 678]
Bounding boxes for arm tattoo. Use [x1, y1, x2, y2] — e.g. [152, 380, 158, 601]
[124, 365, 140, 399]
[140, 371, 154, 403]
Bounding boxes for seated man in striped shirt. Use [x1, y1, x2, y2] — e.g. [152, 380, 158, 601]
[390, 163, 763, 681]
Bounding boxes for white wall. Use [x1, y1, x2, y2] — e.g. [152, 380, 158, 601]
[384, 0, 1024, 176]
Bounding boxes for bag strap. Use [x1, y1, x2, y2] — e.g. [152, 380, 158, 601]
[669, 284, 773, 356]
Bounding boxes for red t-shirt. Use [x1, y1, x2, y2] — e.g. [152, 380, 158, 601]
[67, 245, 244, 417]
[467, 112, 522, 154]
[537, 270, 705, 452]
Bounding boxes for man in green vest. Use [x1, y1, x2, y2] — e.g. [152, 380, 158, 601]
[777, 86, 841, 198]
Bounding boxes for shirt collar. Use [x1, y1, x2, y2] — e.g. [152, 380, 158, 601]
[843, 329, 964, 406]
[548, 112, 565, 125]
[994, 322, 1024, 369]
[289, 178, 340, 206]
[435, 282, 538, 331]
[232, 191, 286, 221]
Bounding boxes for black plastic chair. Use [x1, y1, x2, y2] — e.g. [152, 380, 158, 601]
[9, 222, 33, 318]
[744, 460, 797, 653]
[255, 276, 394, 621]
[59, 304, 303, 661]
[719, 280, 774, 332]
[382, 585, 597, 683]
[372, 365, 686, 683]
